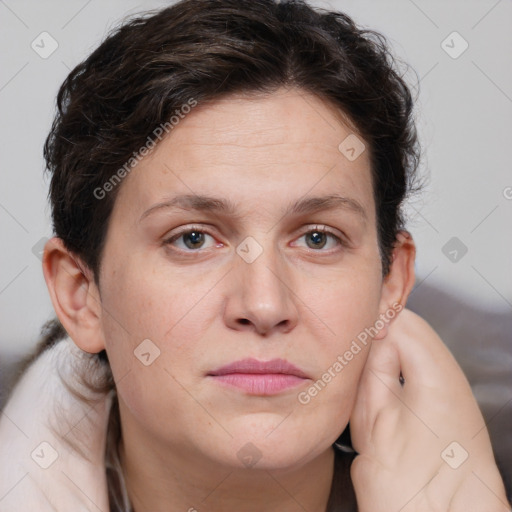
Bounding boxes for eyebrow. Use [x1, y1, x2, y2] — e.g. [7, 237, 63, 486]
[139, 193, 367, 223]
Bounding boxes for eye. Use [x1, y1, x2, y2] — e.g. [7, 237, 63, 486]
[164, 227, 219, 251]
[164, 224, 345, 254]
[293, 226, 344, 251]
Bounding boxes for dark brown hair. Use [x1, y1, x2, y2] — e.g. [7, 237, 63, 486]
[44, 0, 421, 285]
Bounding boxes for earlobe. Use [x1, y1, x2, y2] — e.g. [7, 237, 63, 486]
[42, 237, 106, 354]
[374, 230, 416, 340]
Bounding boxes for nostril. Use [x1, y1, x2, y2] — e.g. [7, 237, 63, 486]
[239, 318, 250, 325]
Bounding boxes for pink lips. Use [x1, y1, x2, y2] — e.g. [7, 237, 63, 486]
[208, 358, 309, 395]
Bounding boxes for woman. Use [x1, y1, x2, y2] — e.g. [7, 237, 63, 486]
[0, 0, 509, 510]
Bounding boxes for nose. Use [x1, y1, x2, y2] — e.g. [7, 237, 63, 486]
[223, 243, 299, 336]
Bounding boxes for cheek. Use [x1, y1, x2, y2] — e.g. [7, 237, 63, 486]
[296, 330, 371, 441]
[97, 256, 219, 413]
[295, 268, 381, 419]
[303, 265, 382, 352]
[100, 252, 214, 340]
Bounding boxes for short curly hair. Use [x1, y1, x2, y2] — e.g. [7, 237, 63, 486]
[44, 0, 421, 282]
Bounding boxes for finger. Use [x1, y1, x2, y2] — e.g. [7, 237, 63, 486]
[383, 309, 487, 442]
[385, 309, 470, 395]
[350, 336, 402, 453]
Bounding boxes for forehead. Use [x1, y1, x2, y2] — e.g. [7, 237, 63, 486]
[112, 87, 375, 223]
[165, 89, 367, 166]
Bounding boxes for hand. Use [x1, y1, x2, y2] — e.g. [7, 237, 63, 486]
[0, 337, 112, 511]
[349, 308, 510, 512]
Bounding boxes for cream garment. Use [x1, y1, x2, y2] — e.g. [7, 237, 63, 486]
[0, 337, 113, 511]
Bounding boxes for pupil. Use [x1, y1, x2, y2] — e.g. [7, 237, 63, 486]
[308, 231, 326, 249]
[185, 231, 204, 248]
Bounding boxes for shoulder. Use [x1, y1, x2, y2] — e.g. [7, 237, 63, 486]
[0, 321, 113, 511]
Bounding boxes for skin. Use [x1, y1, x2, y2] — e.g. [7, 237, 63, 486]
[42, 87, 508, 511]
[351, 309, 510, 511]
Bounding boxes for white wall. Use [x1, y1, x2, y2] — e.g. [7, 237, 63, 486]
[1, 0, 511, 357]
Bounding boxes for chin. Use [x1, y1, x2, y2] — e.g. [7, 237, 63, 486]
[219, 427, 331, 472]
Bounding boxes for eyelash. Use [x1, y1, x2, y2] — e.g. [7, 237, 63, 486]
[163, 224, 346, 254]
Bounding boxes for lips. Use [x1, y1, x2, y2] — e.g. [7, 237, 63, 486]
[208, 358, 309, 378]
[207, 358, 310, 395]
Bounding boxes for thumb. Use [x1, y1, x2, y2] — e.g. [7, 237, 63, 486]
[350, 315, 403, 455]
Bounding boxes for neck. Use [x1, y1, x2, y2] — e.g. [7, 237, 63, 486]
[118, 407, 336, 512]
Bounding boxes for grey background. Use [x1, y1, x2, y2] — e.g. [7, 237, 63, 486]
[0, 0, 511, 499]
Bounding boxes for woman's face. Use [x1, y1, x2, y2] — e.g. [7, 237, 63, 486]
[97, 87, 388, 469]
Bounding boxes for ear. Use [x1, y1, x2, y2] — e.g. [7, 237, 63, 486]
[42, 237, 106, 353]
[374, 230, 416, 340]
